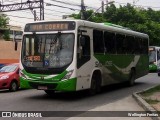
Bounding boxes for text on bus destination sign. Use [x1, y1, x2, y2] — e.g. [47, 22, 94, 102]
[24, 21, 76, 32]
[31, 23, 69, 31]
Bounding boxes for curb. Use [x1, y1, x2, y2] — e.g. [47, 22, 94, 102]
[132, 86, 160, 120]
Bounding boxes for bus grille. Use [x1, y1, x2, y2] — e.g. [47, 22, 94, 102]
[29, 82, 57, 90]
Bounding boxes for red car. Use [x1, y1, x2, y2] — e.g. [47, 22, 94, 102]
[0, 63, 19, 92]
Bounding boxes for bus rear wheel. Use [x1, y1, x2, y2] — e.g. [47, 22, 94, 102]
[128, 69, 136, 86]
[44, 90, 55, 96]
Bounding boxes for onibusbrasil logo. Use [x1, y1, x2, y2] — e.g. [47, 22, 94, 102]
[1, 112, 42, 118]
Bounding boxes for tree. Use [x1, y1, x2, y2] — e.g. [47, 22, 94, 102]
[71, 3, 160, 46]
[71, 10, 104, 22]
[0, 13, 9, 40]
[0, 13, 9, 28]
[103, 4, 160, 45]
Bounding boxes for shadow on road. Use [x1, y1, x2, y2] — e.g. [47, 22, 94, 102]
[25, 81, 148, 101]
[0, 88, 30, 93]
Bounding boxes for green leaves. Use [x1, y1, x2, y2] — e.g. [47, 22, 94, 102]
[0, 14, 9, 29]
[71, 3, 160, 46]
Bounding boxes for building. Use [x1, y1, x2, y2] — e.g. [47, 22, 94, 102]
[0, 24, 21, 64]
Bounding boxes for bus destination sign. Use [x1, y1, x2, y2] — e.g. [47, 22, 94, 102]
[24, 21, 75, 32]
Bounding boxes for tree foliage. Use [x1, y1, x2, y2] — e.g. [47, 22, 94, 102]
[71, 3, 160, 46]
[0, 14, 9, 28]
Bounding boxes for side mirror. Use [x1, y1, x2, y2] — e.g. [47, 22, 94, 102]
[80, 36, 85, 46]
[15, 41, 18, 51]
[14, 34, 22, 51]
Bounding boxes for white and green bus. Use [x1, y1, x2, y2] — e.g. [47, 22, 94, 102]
[149, 46, 160, 72]
[19, 20, 149, 95]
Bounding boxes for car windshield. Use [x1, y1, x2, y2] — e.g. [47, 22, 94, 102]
[0, 65, 18, 72]
[21, 33, 74, 69]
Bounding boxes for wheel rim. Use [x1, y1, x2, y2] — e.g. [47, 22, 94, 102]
[11, 82, 17, 91]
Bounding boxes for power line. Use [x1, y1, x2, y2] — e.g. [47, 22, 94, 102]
[45, 2, 80, 11]
[9, 19, 26, 24]
[50, 0, 80, 7]
[6, 14, 33, 19]
[44, 8, 72, 14]
[17, 9, 63, 17]
[0, 0, 44, 20]
[49, 0, 98, 10]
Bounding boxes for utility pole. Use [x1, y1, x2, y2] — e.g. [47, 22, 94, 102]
[106, 0, 108, 10]
[34, 10, 37, 21]
[102, 1, 104, 13]
[40, 0, 44, 20]
[133, 0, 139, 5]
[81, 0, 86, 20]
[0, 0, 44, 20]
[87, 0, 114, 20]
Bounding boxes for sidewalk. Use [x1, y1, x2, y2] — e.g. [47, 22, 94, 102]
[67, 95, 152, 120]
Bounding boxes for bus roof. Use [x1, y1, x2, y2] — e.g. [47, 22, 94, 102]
[25, 19, 149, 38]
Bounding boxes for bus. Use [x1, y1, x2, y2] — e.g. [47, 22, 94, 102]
[149, 46, 160, 72]
[19, 20, 149, 95]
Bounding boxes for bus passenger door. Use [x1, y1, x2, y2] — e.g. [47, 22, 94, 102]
[76, 28, 92, 91]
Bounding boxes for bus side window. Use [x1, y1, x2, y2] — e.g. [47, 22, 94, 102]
[157, 50, 160, 60]
[140, 38, 148, 54]
[93, 30, 104, 54]
[104, 31, 116, 54]
[143, 38, 148, 54]
[116, 34, 125, 54]
[125, 36, 135, 54]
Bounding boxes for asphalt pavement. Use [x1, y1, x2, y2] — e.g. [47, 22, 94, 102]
[67, 95, 152, 120]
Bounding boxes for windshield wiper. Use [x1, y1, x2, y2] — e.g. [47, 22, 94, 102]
[49, 32, 61, 54]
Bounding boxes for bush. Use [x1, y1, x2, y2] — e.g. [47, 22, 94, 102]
[3, 30, 10, 41]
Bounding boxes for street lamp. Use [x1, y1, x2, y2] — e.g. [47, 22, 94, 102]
[86, 1, 114, 20]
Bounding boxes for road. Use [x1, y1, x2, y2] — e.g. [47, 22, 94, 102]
[0, 73, 159, 120]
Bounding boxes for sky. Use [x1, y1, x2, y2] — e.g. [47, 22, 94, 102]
[0, 0, 160, 28]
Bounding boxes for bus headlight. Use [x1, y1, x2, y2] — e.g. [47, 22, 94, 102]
[62, 70, 74, 80]
[19, 70, 27, 79]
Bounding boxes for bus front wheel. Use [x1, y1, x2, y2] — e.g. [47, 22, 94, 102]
[88, 74, 101, 95]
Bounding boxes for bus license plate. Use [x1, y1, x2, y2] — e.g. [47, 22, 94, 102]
[38, 86, 48, 90]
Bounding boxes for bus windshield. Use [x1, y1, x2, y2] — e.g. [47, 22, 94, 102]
[21, 33, 74, 70]
[149, 50, 156, 63]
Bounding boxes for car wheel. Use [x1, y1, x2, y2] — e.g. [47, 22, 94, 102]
[44, 90, 55, 96]
[9, 81, 18, 92]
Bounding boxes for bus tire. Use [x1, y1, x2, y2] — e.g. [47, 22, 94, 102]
[44, 90, 55, 96]
[88, 73, 101, 95]
[88, 77, 97, 95]
[128, 69, 136, 86]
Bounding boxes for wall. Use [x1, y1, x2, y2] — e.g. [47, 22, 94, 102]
[0, 40, 21, 64]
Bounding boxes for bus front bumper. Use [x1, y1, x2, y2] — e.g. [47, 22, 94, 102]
[20, 78, 77, 92]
